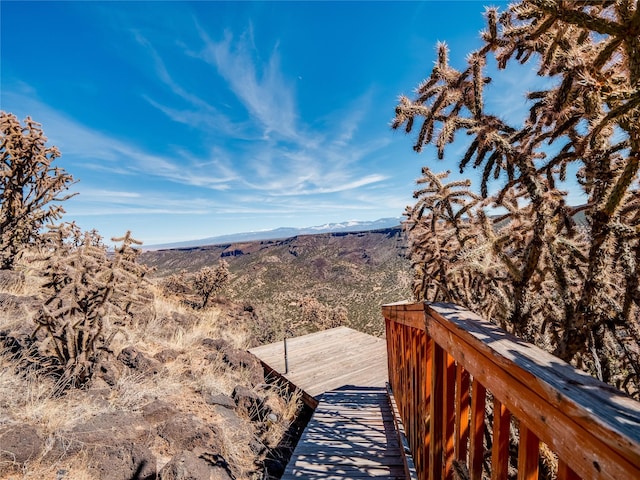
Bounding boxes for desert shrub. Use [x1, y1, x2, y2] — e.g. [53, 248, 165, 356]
[162, 270, 192, 296]
[110, 231, 155, 325]
[33, 224, 150, 387]
[250, 309, 286, 347]
[193, 260, 230, 308]
[0, 112, 75, 270]
[299, 296, 347, 330]
[394, 1, 639, 396]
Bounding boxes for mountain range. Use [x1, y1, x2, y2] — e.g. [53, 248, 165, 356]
[146, 217, 403, 250]
[140, 225, 413, 338]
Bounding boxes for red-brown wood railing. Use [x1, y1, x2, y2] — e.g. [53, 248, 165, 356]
[382, 301, 640, 480]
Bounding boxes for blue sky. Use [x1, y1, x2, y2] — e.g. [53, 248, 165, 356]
[0, 0, 544, 245]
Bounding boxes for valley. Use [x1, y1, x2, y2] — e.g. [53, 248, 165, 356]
[141, 227, 414, 340]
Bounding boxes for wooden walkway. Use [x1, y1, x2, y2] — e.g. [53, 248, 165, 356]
[250, 327, 408, 479]
[282, 386, 406, 479]
[249, 326, 388, 404]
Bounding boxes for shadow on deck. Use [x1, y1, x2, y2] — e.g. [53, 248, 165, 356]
[282, 386, 405, 479]
[250, 327, 412, 479]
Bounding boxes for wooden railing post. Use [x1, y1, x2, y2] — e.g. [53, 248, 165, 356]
[454, 366, 470, 463]
[469, 379, 486, 480]
[443, 352, 456, 480]
[429, 342, 444, 480]
[422, 333, 432, 476]
[557, 461, 581, 480]
[491, 398, 510, 480]
[382, 301, 640, 480]
[517, 425, 540, 480]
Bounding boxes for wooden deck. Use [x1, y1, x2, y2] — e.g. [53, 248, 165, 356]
[249, 326, 388, 402]
[282, 386, 406, 479]
[250, 327, 408, 478]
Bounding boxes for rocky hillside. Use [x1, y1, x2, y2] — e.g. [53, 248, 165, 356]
[0, 268, 304, 480]
[141, 227, 413, 339]
[0, 227, 412, 480]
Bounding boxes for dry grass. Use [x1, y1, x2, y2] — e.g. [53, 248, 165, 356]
[2, 451, 95, 480]
[0, 261, 303, 480]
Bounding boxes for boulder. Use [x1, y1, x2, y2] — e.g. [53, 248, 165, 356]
[94, 355, 122, 386]
[154, 348, 180, 363]
[158, 451, 231, 480]
[201, 338, 229, 351]
[65, 412, 152, 453]
[232, 385, 270, 422]
[157, 414, 222, 455]
[142, 399, 178, 425]
[202, 393, 235, 409]
[0, 423, 43, 469]
[211, 405, 245, 434]
[221, 348, 258, 371]
[88, 442, 156, 480]
[202, 341, 263, 386]
[118, 346, 161, 374]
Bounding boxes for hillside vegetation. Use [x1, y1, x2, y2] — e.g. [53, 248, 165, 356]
[141, 227, 413, 341]
[1, 111, 410, 479]
[0, 256, 304, 479]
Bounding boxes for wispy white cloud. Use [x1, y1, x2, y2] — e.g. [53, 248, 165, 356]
[66, 188, 217, 216]
[2, 90, 237, 190]
[125, 23, 393, 202]
[132, 32, 250, 139]
[2, 17, 399, 243]
[79, 189, 142, 199]
[270, 174, 389, 196]
[196, 27, 307, 142]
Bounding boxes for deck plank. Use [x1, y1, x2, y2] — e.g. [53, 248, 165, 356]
[282, 386, 405, 480]
[249, 326, 389, 399]
[251, 328, 406, 478]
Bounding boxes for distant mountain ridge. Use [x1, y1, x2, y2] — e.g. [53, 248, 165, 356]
[141, 225, 412, 337]
[146, 217, 403, 250]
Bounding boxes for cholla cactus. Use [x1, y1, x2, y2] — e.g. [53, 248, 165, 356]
[194, 260, 230, 308]
[0, 113, 75, 269]
[299, 296, 347, 330]
[395, 1, 639, 396]
[162, 270, 191, 296]
[34, 224, 114, 386]
[110, 231, 154, 325]
[34, 224, 151, 388]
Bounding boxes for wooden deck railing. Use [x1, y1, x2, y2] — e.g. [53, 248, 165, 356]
[382, 301, 640, 480]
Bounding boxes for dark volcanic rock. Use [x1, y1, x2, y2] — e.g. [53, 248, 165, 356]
[158, 414, 222, 455]
[94, 356, 122, 386]
[221, 348, 259, 371]
[117, 346, 161, 374]
[88, 442, 156, 480]
[202, 340, 263, 386]
[159, 451, 231, 480]
[154, 348, 180, 363]
[211, 405, 245, 434]
[68, 412, 152, 450]
[232, 385, 260, 410]
[203, 393, 235, 409]
[232, 385, 270, 422]
[0, 423, 43, 468]
[142, 400, 178, 425]
[201, 338, 230, 351]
